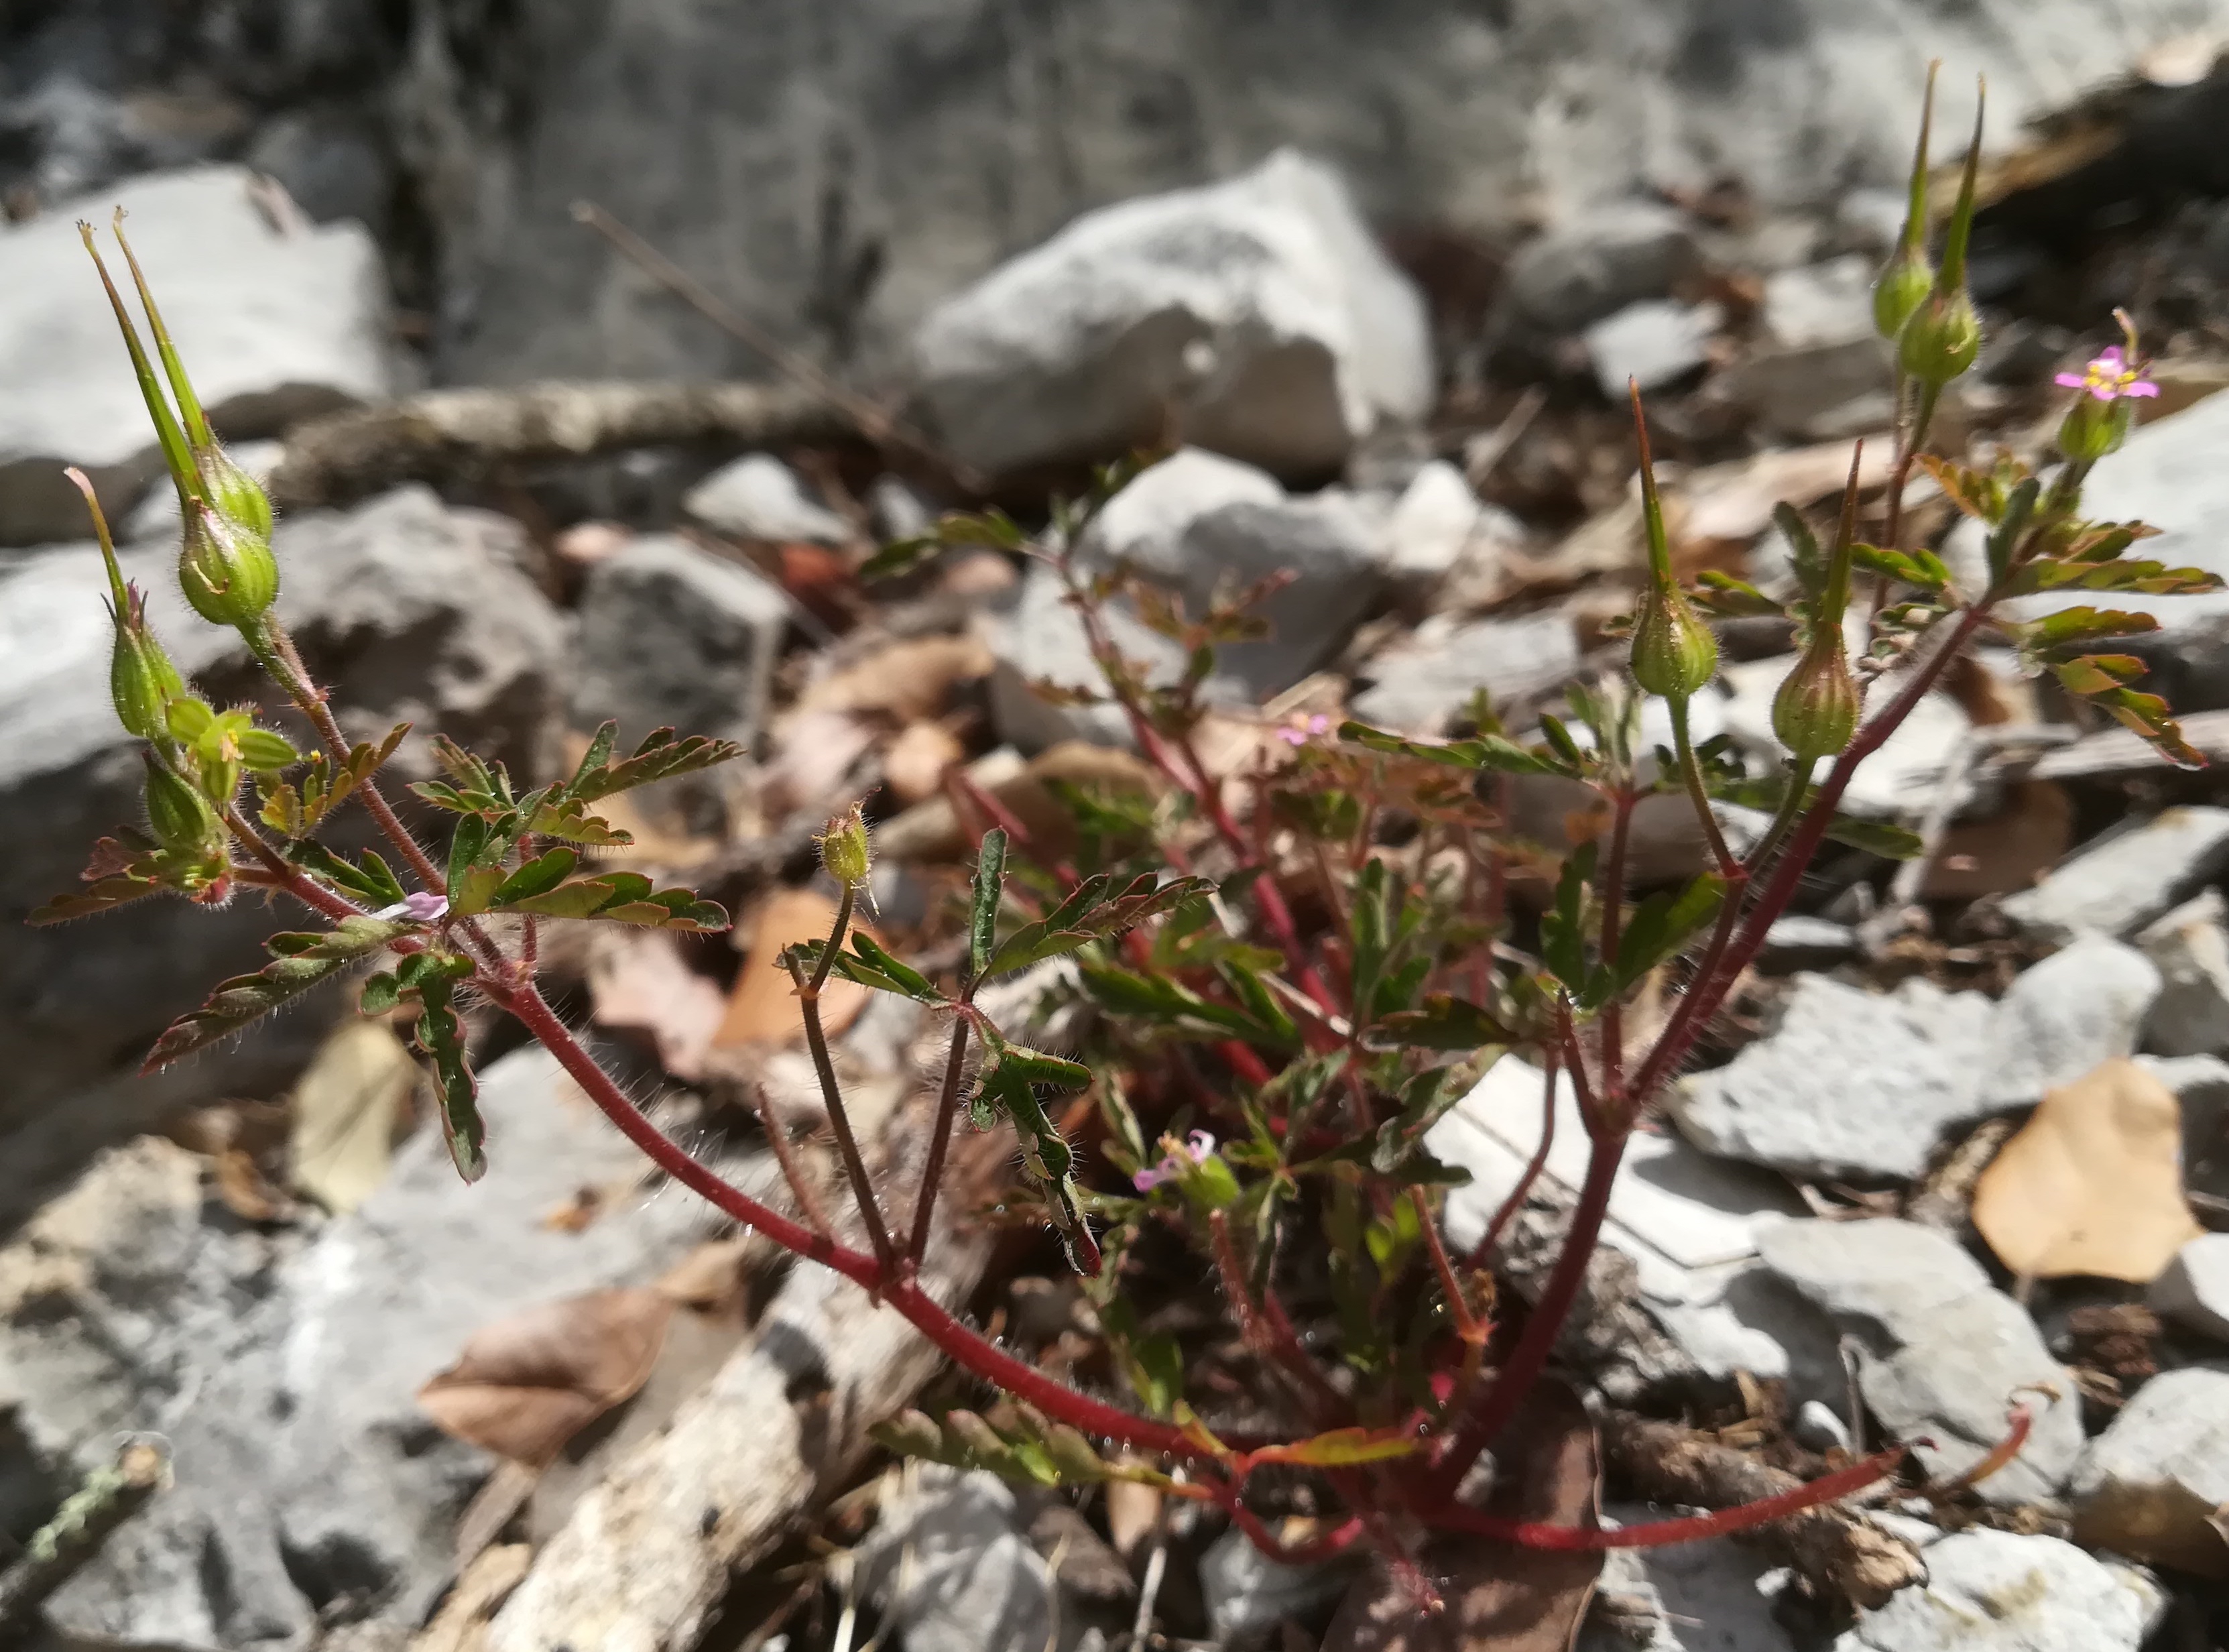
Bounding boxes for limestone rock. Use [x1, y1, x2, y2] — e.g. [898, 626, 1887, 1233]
[1999, 808, 2229, 945]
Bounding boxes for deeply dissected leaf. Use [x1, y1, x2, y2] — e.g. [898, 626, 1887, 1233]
[143, 916, 418, 1071]
[1340, 720, 1573, 777]
[418, 1287, 674, 1466]
[1541, 843, 1595, 994]
[2017, 606, 2161, 655]
[983, 870, 1215, 978]
[1080, 963, 1300, 1051]
[1370, 996, 1514, 1052]
[2014, 557, 2223, 597]
[492, 870, 728, 931]
[781, 933, 945, 1006]
[522, 793, 634, 847]
[873, 1401, 1180, 1492]
[1850, 541, 1951, 592]
[284, 841, 408, 911]
[1713, 775, 1926, 858]
[258, 722, 409, 838]
[29, 834, 168, 923]
[975, 1030, 1100, 1275]
[562, 723, 744, 805]
[1689, 570, 1785, 618]
[399, 949, 484, 1181]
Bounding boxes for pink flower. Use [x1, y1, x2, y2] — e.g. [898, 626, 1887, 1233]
[378, 890, 450, 924]
[2055, 343, 2159, 404]
[1132, 1129, 1217, 1191]
[1277, 713, 1334, 748]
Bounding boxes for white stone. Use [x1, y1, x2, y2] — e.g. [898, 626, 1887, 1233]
[1585, 1504, 1797, 1652]
[0, 165, 394, 544]
[1199, 1525, 1350, 1642]
[2072, 1364, 2229, 1575]
[1760, 256, 1878, 350]
[1349, 612, 1579, 734]
[1375, 459, 1512, 587]
[1583, 298, 1719, 396]
[2150, 1234, 2229, 1341]
[1998, 807, 2229, 945]
[914, 150, 1432, 481]
[2136, 890, 2229, 1057]
[1429, 1059, 1833, 1391]
[1759, 1221, 2083, 1504]
[684, 452, 852, 544]
[1977, 936, 2160, 1109]
[1497, 204, 1700, 338]
[855, 1466, 1055, 1652]
[1830, 1529, 2163, 1652]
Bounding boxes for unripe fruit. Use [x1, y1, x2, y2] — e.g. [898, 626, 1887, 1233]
[143, 752, 220, 855]
[817, 803, 873, 889]
[1874, 243, 1933, 343]
[179, 501, 279, 630]
[1899, 288, 1981, 388]
[196, 446, 274, 541]
[1630, 585, 1720, 702]
[1772, 633, 1860, 760]
[108, 584, 184, 743]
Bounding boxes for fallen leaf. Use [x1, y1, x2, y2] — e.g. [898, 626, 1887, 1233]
[1105, 1475, 1163, 1560]
[777, 540, 857, 629]
[587, 929, 731, 1081]
[758, 708, 882, 821]
[1323, 1380, 1603, 1651]
[884, 719, 967, 805]
[654, 1233, 766, 1311]
[418, 1287, 675, 1466]
[1972, 1057, 2204, 1282]
[1924, 780, 2072, 900]
[214, 1146, 292, 1223]
[790, 634, 996, 723]
[542, 1186, 606, 1232]
[290, 1018, 418, 1214]
[713, 887, 874, 1049]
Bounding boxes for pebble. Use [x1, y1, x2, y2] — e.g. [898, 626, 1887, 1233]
[1998, 807, 2229, 945]
[1756, 914, 1861, 972]
[853, 1466, 1055, 1652]
[1582, 298, 1720, 396]
[1494, 203, 1701, 339]
[1977, 936, 2160, 1109]
[684, 452, 852, 544]
[1758, 1220, 2084, 1505]
[2150, 1234, 2229, 1340]
[2071, 1364, 2229, 1576]
[1349, 612, 1578, 734]
[1199, 1524, 1352, 1643]
[1829, 1529, 2164, 1652]
[2135, 890, 2229, 1057]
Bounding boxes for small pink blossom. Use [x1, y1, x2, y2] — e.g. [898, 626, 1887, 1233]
[2055, 343, 2159, 403]
[1278, 713, 1334, 748]
[379, 890, 450, 924]
[1132, 1129, 1216, 1191]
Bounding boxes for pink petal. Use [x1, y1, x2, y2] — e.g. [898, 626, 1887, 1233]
[1133, 1167, 1168, 1191]
[2087, 383, 2118, 402]
[2126, 381, 2161, 398]
[2054, 372, 2088, 390]
[2094, 346, 2126, 371]
[1187, 1129, 1217, 1159]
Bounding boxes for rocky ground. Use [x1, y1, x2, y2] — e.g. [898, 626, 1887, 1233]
[9, 5, 2229, 1652]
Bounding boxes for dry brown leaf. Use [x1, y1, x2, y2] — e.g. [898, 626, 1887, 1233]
[757, 707, 881, 821]
[791, 634, 995, 723]
[654, 1234, 765, 1311]
[1323, 1380, 1602, 1651]
[1924, 780, 2073, 901]
[587, 929, 731, 1082]
[1104, 1476, 1162, 1561]
[1972, 1058, 2204, 1282]
[213, 1146, 292, 1223]
[290, 1018, 418, 1214]
[418, 1287, 675, 1466]
[884, 719, 967, 805]
[874, 741, 1161, 862]
[714, 887, 874, 1049]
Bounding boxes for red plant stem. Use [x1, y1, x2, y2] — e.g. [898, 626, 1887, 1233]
[1414, 1187, 1484, 1346]
[1427, 1132, 1629, 1499]
[904, 1016, 973, 1273]
[1629, 602, 1989, 1108]
[788, 888, 897, 1271]
[1925, 1397, 2038, 1502]
[1219, 1501, 1367, 1567]
[1465, 1048, 1560, 1272]
[223, 808, 370, 924]
[1211, 1212, 1347, 1427]
[1423, 1443, 1909, 1550]
[493, 974, 1238, 1459]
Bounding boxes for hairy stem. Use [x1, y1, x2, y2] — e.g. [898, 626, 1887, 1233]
[906, 1016, 973, 1273]
[1669, 697, 1736, 878]
[789, 884, 896, 1271]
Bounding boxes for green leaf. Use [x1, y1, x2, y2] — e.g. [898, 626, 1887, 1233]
[1370, 996, 1512, 1052]
[1339, 721, 1571, 777]
[522, 794, 634, 847]
[2014, 558, 2225, 597]
[563, 725, 744, 804]
[1984, 475, 2040, 586]
[1713, 775, 1925, 859]
[983, 871, 1216, 978]
[1615, 873, 1727, 989]
[860, 535, 941, 581]
[493, 871, 729, 930]
[1773, 501, 1825, 602]
[491, 846, 579, 906]
[2088, 684, 2206, 770]
[282, 841, 408, 910]
[27, 835, 170, 924]
[359, 971, 402, 1016]
[1850, 541, 1949, 592]
[967, 827, 1008, 986]
[1080, 963, 1300, 1051]
[1691, 571, 1785, 618]
[2017, 606, 2160, 655]
[783, 934, 947, 1004]
[446, 813, 493, 896]
[402, 955, 484, 1182]
[1541, 843, 1595, 993]
[143, 917, 416, 1071]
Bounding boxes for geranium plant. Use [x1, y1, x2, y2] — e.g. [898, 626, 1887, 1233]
[40, 71, 2218, 1613]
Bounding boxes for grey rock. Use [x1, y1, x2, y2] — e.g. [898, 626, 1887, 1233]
[2136, 890, 2229, 1057]
[867, 474, 936, 544]
[9, 1047, 743, 1647]
[1374, 459, 1515, 590]
[1431, 1059, 1833, 1397]
[1670, 976, 1998, 1183]
[1977, 936, 2160, 1108]
[1830, 1529, 2163, 1652]
[1584, 1504, 1795, 1652]
[1720, 335, 1896, 443]
[2151, 1234, 2229, 1341]
[1349, 613, 1578, 734]
[857, 1465, 1056, 1652]
[1758, 914, 1860, 972]
[684, 452, 852, 544]
[914, 150, 1431, 481]
[1760, 255, 1878, 350]
[1498, 204, 1701, 340]
[2138, 1052, 2229, 1207]
[987, 449, 1380, 751]
[1199, 1525, 1351, 1643]
[0, 164, 394, 545]
[0, 487, 566, 1222]
[1793, 1399, 1854, 1455]
[1583, 298, 1719, 396]
[241, 105, 397, 237]
[2072, 1364, 2229, 1576]
[1758, 1220, 2084, 1504]
[569, 534, 789, 748]
[1998, 807, 2229, 945]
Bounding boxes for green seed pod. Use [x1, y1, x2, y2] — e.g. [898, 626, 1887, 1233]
[1626, 381, 1718, 702]
[1772, 633, 1860, 760]
[816, 803, 873, 889]
[196, 445, 275, 542]
[72, 465, 186, 744]
[179, 501, 280, 630]
[142, 752, 221, 855]
[1899, 288, 1982, 388]
[1874, 61, 1940, 343]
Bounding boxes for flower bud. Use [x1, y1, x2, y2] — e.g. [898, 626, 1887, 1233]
[179, 501, 279, 630]
[111, 589, 186, 743]
[1898, 288, 1981, 387]
[817, 802, 873, 889]
[2057, 393, 2136, 465]
[142, 752, 221, 856]
[1772, 633, 1860, 760]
